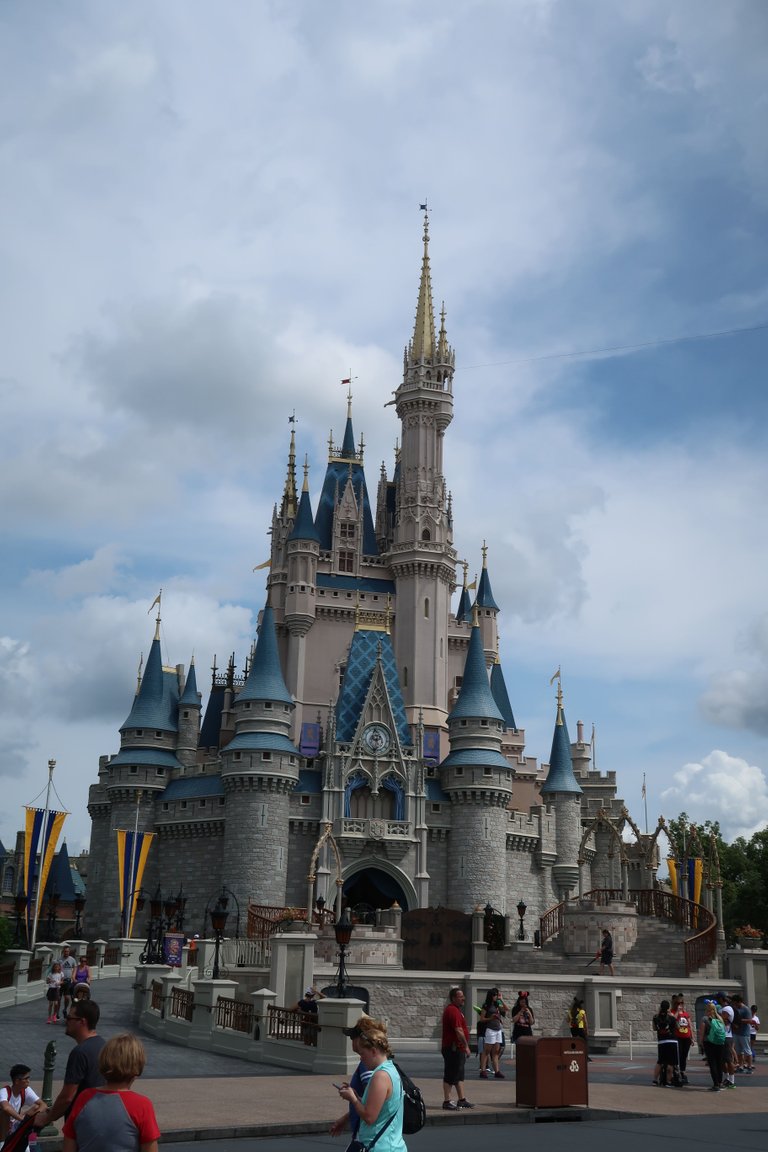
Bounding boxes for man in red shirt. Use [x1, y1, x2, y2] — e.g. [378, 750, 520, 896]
[441, 986, 474, 1110]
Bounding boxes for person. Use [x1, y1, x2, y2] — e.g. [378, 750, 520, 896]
[59, 946, 78, 1020]
[478, 987, 507, 1079]
[567, 997, 592, 1060]
[511, 991, 535, 1045]
[33, 1001, 106, 1130]
[652, 999, 680, 1087]
[331, 1025, 374, 1144]
[61, 1033, 160, 1152]
[337, 1017, 405, 1152]
[730, 993, 754, 1073]
[439, 987, 473, 1110]
[73, 956, 91, 987]
[670, 993, 693, 1083]
[700, 1000, 726, 1091]
[0, 1064, 43, 1151]
[291, 986, 325, 1045]
[598, 929, 614, 976]
[749, 1005, 759, 1064]
[46, 961, 64, 1024]
[715, 991, 737, 1088]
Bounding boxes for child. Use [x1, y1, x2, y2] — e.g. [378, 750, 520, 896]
[0, 1063, 43, 1149]
[46, 961, 63, 1024]
[61, 1034, 160, 1152]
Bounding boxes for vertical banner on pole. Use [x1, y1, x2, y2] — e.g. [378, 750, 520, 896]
[117, 830, 155, 937]
[23, 807, 67, 941]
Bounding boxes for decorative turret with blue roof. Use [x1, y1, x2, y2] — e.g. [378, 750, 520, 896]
[540, 676, 583, 901]
[285, 457, 321, 644]
[288, 458, 320, 543]
[177, 657, 201, 769]
[220, 603, 300, 909]
[314, 388, 378, 558]
[475, 542, 499, 662]
[490, 652, 517, 732]
[455, 560, 473, 624]
[440, 612, 514, 912]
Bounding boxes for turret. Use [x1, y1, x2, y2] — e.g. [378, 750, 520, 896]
[219, 604, 300, 909]
[475, 542, 499, 661]
[439, 613, 514, 911]
[177, 657, 202, 770]
[540, 679, 583, 901]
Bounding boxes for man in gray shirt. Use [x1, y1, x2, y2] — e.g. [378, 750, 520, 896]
[33, 1001, 105, 1128]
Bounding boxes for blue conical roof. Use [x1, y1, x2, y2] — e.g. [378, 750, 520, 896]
[490, 662, 516, 730]
[341, 414, 356, 457]
[180, 659, 200, 706]
[448, 623, 503, 722]
[476, 564, 499, 610]
[289, 485, 320, 542]
[456, 584, 472, 623]
[238, 604, 293, 705]
[121, 635, 179, 733]
[540, 699, 582, 795]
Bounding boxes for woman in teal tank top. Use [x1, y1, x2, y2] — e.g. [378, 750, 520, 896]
[338, 1017, 406, 1152]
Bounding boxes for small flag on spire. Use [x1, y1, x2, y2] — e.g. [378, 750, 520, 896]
[340, 377, 351, 385]
[549, 666, 561, 685]
[641, 774, 647, 800]
[419, 202, 428, 211]
[253, 559, 271, 571]
[147, 590, 161, 614]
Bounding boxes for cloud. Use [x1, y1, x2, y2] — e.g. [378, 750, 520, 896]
[700, 614, 768, 737]
[660, 750, 768, 841]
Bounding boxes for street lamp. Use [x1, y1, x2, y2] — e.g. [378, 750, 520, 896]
[73, 894, 86, 936]
[211, 898, 229, 980]
[122, 888, 147, 939]
[13, 891, 28, 947]
[45, 889, 61, 941]
[333, 907, 353, 996]
[516, 899, 527, 941]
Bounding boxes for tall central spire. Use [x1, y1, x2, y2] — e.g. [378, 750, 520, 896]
[410, 211, 436, 361]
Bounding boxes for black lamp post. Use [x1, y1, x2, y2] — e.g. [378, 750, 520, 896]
[334, 907, 353, 996]
[140, 886, 165, 963]
[123, 888, 147, 939]
[73, 894, 86, 937]
[516, 899, 527, 941]
[211, 898, 229, 980]
[13, 891, 28, 947]
[45, 889, 60, 940]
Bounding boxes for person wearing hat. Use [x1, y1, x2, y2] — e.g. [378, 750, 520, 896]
[714, 992, 737, 1088]
[330, 1025, 373, 1145]
[291, 986, 325, 1046]
[337, 1018, 405, 1152]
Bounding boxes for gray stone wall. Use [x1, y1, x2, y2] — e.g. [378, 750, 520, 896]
[157, 829, 224, 936]
[221, 781, 293, 910]
[446, 801, 510, 912]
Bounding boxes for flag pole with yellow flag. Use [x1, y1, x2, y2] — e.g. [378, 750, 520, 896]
[26, 759, 68, 950]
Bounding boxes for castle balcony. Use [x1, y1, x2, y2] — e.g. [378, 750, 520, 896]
[336, 818, 414, 863]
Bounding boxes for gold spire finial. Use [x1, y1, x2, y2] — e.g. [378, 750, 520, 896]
[411, 204, 436, 361]
[302, 454, 310, 492]
[281, 429, 298, 518]
[462, 559, 469, 587]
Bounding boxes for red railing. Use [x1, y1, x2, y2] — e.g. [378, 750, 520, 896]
[0, 962, 15, 989]
[216, 996, 256, 1034]
[539, 888, 718, 975]
[247, 904, 308, 940]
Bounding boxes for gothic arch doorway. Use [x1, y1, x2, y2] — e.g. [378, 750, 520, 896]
[343, 866, 412, 916]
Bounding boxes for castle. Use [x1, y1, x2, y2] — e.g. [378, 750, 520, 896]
[86, 218, 643, 940]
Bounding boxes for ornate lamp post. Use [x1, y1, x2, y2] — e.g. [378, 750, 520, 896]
[13, 891, 28, 947]
[73, 894, 86, 937]
[334, 907, 353, 996]
[516, 899, 527, 941]
[211, 898, 229, 980]
[123, 889, 147, 939]
[45, 889, 61, 941]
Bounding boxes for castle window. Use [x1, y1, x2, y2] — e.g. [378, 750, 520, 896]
[455, 676, 463, 688]
[300, 795, 311, 806]
[455, 766, 464, 777]
[403, 666, 408, 688]
[3, 865, 14, 893]
[199, 799, 206, 808]
[234, 752, 242, 761]
[162, 802, 169, 811]
[460, 719, 467, 727]
[265, 701, 272, 709]
[262, 752, 272, 761]
[244, 702, 251, 709]
[156, 767, 164, 776]
[480, 719, 488, 727]
[431, 803, 441, 813]
[339, 551, 354, 573]
[422, 528, 431, 541]
[219, 797, 225, 806]
[135, 729, 143, 737]
[155, 730, 163, 738]
[182, 710, 189, 719]
[340, 521, 355, 539]
[483, 767, 492, 777]
[424, 597, 430, 618]
[180, 801, 187, 810]
[129, 765, 138, 774]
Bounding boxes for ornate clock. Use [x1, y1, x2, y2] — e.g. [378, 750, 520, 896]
[361, 722, 392, 756]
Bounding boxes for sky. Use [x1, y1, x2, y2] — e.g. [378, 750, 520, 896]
[1, 0, 767, 858]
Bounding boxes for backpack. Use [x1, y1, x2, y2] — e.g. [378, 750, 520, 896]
[393, 1063, 426, 1135]
[674, 1012, 691, 1039]
[707, 1015, 726, 1045]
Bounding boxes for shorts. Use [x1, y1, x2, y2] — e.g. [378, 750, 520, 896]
[657, 1040, 678, 1066]
[484, 1028, 503, 1046]
[442, 1046, 467, 1086]
[47, 987, 60, 1002]
[733, 1034, 752, 1056]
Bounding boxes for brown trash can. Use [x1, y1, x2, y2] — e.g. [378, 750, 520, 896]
[515, 1037, 589, 1108]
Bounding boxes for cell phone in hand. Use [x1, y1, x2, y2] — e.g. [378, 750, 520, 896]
[333, 1083, 344, 1090]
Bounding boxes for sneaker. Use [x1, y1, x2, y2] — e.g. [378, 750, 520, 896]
[479, 1071, 488, 1079]
[723, 1081, 735, 1089]
[456, 1099, 474, 1109]
[494, 1071, 505, 1079]
[709, 1085, 720, 1091]
[651, 1079, 659, 1086]
[681, 1074, 689, 1085]
[442, 1101, 457, 1111]
[745, 1068, 753, 1075]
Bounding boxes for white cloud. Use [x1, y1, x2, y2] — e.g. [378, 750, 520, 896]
[660, 750, 768, 841]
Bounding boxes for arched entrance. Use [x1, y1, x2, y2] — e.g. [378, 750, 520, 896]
[343, 866, 412, 917]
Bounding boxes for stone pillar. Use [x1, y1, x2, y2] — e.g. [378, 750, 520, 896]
[472, 907, 488, 972]
[269, 928, 318, 1008]
[188, 978, 239, 1048]
[132, 964, 171, 1024]
[250, 987, 277, 1042]
[312, 998, 367, 1076]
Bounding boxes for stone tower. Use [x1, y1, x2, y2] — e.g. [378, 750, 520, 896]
[540, 681, 584, 901]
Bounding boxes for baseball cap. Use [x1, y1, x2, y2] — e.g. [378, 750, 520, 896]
[343, 1025, 363, 1038]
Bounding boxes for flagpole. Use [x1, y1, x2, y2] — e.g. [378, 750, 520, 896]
[31, 759, 55, 951]
[643, 773, 649, 834]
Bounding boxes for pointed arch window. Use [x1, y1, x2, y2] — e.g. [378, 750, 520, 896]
[424, 597, 430, 619]
[421, 528, 431, 541]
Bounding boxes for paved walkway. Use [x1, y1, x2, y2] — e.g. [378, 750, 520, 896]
[2, 978, 765, 1146]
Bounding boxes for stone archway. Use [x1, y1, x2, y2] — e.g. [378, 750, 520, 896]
[577, 808, 629, 898]
[342, 861, 416, 917]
